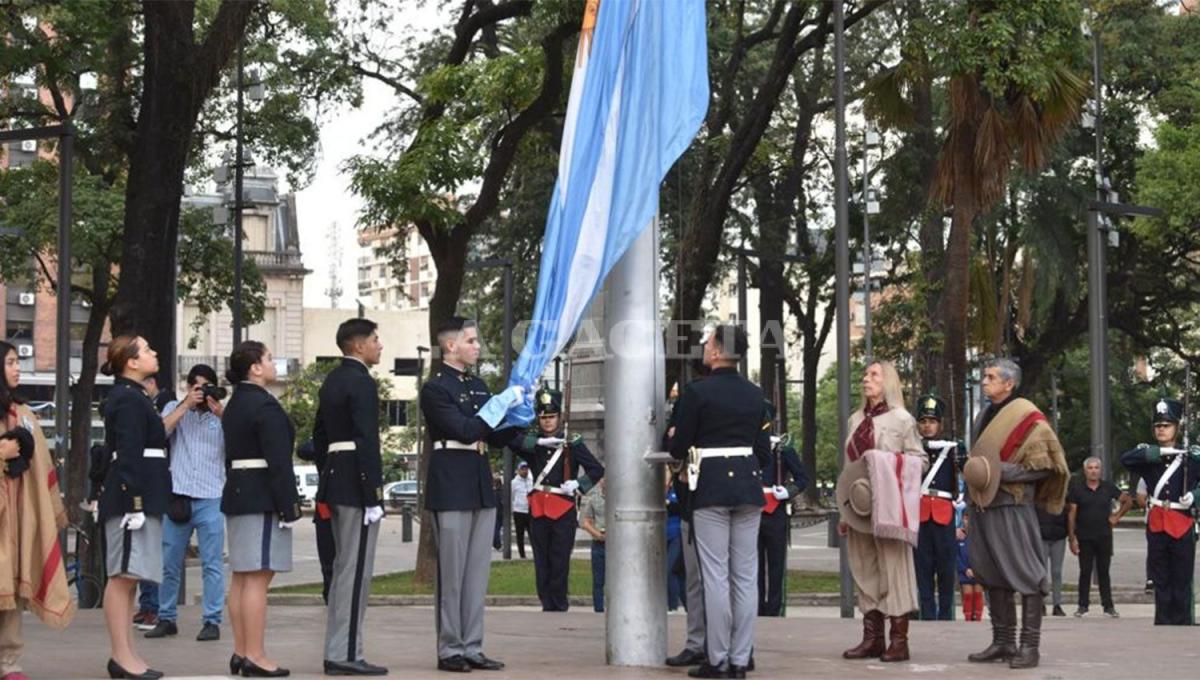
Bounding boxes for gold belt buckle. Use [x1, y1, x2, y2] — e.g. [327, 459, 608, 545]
[476, 442, 486, 455]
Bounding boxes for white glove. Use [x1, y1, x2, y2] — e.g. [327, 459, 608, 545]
[953, 494, 967, 511]
[363, 505, 385, 525]
[560, 480, 580, 495]
[120, 512, 146, 531]
[771, 485, 789, 501]
[537, 437, 566, 447]
[1180, 492, 1194, 509]
[279, 519, 301, 530]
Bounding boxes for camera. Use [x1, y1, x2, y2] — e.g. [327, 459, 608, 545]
[200, 383, 228, 403]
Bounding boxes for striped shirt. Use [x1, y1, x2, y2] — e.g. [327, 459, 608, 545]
[161, 400, 226, 499]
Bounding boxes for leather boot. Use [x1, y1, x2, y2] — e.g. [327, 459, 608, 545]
[1009, 594, 1042, 669]
[880, 616, 910, 662]
[842, 610, 885, 659]
[968, 589, 1017, 662]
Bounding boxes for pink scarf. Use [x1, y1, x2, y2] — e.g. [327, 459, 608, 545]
[862, 449, 922, 547]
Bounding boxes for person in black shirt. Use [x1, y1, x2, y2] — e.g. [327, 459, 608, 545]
[99, 335, 170, 680]
[222, 341, 301, 677]
[420, 316, 525, 673]
[510, 387, 604, 612]
[1121, 398, 1200, 625]
[1066, 457, 1131, 617]
[312, 318, 387, 676]
[669, 325, 770, 679]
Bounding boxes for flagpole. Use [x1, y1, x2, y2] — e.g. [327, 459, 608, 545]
[604, 216, 667, 666]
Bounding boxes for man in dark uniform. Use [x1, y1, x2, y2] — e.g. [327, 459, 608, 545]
[420, 316, 525, 673]
[312, 318, 387, 676]
[756, 402, 808, 617]
[669, 325, 770, 679]
[297, 439, 335, 604]
[511, 387, 604, 612]
[913, 394, 965, 621]
[1121, 398, 1200, 625]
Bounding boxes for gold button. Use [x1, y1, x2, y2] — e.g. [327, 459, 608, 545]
[728, 471, 734, 477]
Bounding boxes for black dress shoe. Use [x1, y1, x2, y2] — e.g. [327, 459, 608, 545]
[465, 654, 504, 670]
[746, 654, 755, 671]
[144, 620, 178, 638]
[666, 649, 706, 667]
[197, 622, 220, 641]
[728, 666, 748, 679]
[106, 658, 161, 680]
[323, 659, 389, 676]
[688, 661, 732, 679]
[241, 658, 290, 677]
[437, 656, 472, 673]
[230, 654, 245, 675]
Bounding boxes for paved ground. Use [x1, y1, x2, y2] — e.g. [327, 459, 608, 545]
[15, 604, 1200, 679]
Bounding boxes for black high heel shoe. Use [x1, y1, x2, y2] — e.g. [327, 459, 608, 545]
[230, 654, 245, 675]
[240, 658, 290, 678]
[107, 658, 164, 680]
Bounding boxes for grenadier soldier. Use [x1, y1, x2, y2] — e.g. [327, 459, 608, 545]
[962, 358, 1068, 670]
[668, 325, 770, 679]
[313, 318, 387, 676]
[420, 316, 525, 673]
[1120, 398, 1200, 625]
[913, 394, 966, 621]
[756, 401, 808, 617]
[511, 387, 604, 612]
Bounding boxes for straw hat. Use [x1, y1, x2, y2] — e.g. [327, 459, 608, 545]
[835, 458, 873, 534]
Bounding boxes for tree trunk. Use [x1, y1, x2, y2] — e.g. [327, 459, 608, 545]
[941, 183, 976, 435]
[109, 1, 254, 380]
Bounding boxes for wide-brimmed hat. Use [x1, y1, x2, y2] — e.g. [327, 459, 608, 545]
[836, 458, 873, 534]
[963, 445, 1002, 507]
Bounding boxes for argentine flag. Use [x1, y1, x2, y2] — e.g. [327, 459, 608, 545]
[503, 0, 709, 427]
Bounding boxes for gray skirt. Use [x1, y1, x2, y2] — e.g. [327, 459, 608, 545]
[227, 513, 293, 573]
[104, 515, 164, 582]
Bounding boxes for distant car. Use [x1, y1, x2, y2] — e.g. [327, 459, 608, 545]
[295, 465, 320, 508]
[385, 480, 419, 509]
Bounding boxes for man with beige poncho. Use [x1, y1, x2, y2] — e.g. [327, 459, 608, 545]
[963, 358, 1068, 671]
[836, 361, 926, 663]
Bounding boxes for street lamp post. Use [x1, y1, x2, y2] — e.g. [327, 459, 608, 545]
[861, 126, 880, 362]
[833, 0, 854, 619]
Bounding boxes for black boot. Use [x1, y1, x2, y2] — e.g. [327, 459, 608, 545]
[1010, 594, 1042, 669]
[968, 589, 1017, 663]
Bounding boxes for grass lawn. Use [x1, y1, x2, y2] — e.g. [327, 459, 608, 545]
[273, 560, 842, 596]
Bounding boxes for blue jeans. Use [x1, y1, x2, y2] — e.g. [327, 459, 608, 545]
[159, 497, 226, 624]
[590, 542, 606, 613]
[138, 581, 159, 613]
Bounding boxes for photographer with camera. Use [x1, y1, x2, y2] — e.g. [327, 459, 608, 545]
[144, 365, 228, 643]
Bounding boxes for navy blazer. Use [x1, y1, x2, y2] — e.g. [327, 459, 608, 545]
[921, 438, 965, 495]
[221, 382, 301, 521]
[99, 377, 171, 519]
[312, 358, 384, 508]
[1122, 445, 1200, 507]
[512, 432, 605, 488]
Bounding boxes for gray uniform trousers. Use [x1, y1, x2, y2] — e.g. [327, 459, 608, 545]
[681, 519, 706, 653]
[434, 508, 496, 660]
[692, 505, 760, 667]
[324, 505, 381, 663]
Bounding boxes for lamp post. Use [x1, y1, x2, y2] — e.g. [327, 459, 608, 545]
[833, 0, 854, 619]
[860, 126, 880, 361]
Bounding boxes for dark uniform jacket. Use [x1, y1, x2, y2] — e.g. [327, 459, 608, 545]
[921, 438, 965, 496]
[313, 358, 384, 508]
[668, 367, 770, 510]
[1122, 445, 1200, 516]
[99, 377, 170, 519]
[759, 443, 808, 513]
[512, 432, 605, 491]
[420, 363, 520, 511]
[221, 382, 302, 521]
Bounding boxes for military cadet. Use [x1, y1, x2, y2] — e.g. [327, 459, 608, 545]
[99, 335, 171, 680]
[913, 394, 965, 621]
[512, 387, 605, 612]
[1120, 398, 1200, 625]
[757, 402, 808, 617]
[668, 325, 770, 679]
[312, 318, 387, 676]
[421, 316, 526, 673]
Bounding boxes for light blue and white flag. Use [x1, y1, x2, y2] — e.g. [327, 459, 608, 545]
[502, 0, 708, 427]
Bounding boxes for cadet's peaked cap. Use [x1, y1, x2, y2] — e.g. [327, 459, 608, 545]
[916, 394, 945, 421]
[535, 387, 563, 415]
[1153, 398, 1184, 425]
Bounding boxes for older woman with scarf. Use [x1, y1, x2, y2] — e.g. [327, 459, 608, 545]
[0, 340, 75, 680]
[836, 361, 925, 663]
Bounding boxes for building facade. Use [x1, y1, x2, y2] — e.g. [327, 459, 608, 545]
[357, 225, 435, 311]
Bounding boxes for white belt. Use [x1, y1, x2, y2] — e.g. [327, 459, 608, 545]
[328, 441, 356, 453]
[231, 459, 268, 470]
[532, 484, 573, 497]
[1150, 498, 1191, 511]
[112, 448, 165, 461]
[437, 440, 483, 452]
[924, 490, 954, 500]
[696, 447, 752, 459]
